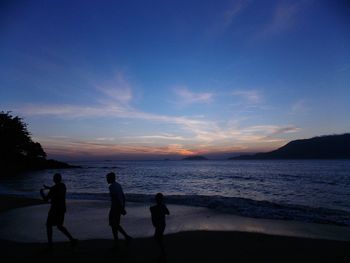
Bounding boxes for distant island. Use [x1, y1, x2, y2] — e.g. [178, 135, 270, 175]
[0, 111, 80, 177]
[183, 155, 208, 161]
[230, 134, 350, 160]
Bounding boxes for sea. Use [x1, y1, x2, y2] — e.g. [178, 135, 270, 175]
[1, 160, 350, 226]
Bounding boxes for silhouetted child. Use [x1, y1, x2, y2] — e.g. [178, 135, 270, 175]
[150, 193, 170, 260]
[40, 173, 78, 249]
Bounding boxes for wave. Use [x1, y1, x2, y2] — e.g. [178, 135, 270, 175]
[64, 192, 350, 226]
[85, 166, 124, 169]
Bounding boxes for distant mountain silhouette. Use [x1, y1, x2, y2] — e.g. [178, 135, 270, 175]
[230, 134, 350, 160]
[183, 155, 208, 160]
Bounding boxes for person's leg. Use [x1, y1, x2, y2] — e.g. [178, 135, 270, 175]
[46, 224, 53, 246]
[55, 213, 77, 244]
[110, 209, 120, 245]
[155, 225, 166, 257]
[110, 225, 121, 249]
[57, 225, 78, 246]
[114, 212, 131, 240]
[46, 212, 54, 247]
[117, 225, 130, 239]
[111, 225, 119, 241]
[57, 225, 74, 241]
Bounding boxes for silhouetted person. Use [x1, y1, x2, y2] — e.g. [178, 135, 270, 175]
[150, 193, 170, 261]
[106, 172, 132, 248]
[40, 173, 77, 249]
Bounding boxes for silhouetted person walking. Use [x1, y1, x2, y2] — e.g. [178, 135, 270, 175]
[106, 172, 132, 248]
[40, 173, 77, 249]
[150, 193, 170, 261]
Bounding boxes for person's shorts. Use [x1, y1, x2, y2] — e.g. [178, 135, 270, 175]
[109, 208, 122, 226]
[46, 209, 65, 226]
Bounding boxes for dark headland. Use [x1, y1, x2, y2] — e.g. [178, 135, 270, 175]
[230, 134, 350, 160]
[0, 111, 80, 176]
[183, 155, 208, 160]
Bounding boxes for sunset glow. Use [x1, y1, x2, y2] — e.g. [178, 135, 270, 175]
[1, 0, 349, 160]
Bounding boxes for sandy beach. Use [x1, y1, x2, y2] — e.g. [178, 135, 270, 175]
[0, 195, 349, 262]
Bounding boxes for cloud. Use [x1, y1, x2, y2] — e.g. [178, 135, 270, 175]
[19, 99, 299, 154]
[16, 99, 215, 142]
[97, 72, 133, 105]
[193, 124, 300, 143]
[38, 136, 196, 157]
[19, 104, 126, 118]
[232, 90, 263, 104]
[16, 73, 300, 157]
[173, 87, 213, 104]
[244, 125, 300, 135]
[222, 0, 250, 30]
[271, 126, 300, 135]
[35, 121, 300, 158]
[257, 1, 307, 38]
[95, 137, 115, 141]
[208, 0, 250, 36]
[125, 134, 189, 141]
[292, 99, 310, 113]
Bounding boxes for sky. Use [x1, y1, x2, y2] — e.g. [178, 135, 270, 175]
[1, 0, 349, 160]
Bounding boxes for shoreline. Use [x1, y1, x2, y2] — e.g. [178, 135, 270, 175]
[1, 198, 350, 242]
[2, 191, 350, 227]
[0, 195, 349, 262]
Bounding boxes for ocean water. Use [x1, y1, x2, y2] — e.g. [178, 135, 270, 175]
[1, 160, 350, 226]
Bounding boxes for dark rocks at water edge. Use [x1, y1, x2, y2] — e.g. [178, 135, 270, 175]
[45, 159, 81, 169]
[230, 134, 350, 160]
[1, 157, 81, 176]
[182, 155, 208, 160]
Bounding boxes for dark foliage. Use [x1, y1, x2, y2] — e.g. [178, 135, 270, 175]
[0, 111, 78, 175]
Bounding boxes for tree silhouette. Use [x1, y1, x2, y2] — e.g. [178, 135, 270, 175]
[0, 111, 74, 175]
[0, 111, 46, 160]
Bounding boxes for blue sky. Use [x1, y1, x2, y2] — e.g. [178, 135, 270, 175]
[1, 0, 349, 160]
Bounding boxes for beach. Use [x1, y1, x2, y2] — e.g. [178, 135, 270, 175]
[0, 195, 349, 262]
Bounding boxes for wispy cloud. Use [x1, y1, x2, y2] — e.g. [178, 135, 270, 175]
[97, 72, 133, 105]
[243, 125, 300, 135]
[35, 121, 300, 158]
[38, 136, 196, 157]
[257, 1, 307, 38]
[19, 102, 212, 134]
[124, 134, 190, 141]
[232, 90, 263, 104]
[222, 0, 250, 30]
[17, 73, 300, 157]
[292, 99, 310, 113]
[173, 87, 213, 105]
[208, 0, 250, 36]
[194, 124, 299, 143]
[95, 137, 115, 141]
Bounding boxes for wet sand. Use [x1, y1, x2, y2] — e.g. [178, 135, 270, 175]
[0, 195, 349, 262]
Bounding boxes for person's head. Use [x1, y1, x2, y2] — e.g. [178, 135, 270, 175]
[53, 173, 62, 184]
[106, 172, 116, 184]
[155, 193, 164, 205]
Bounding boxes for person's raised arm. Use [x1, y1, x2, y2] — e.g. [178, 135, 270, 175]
[40, 188, 50, 202]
